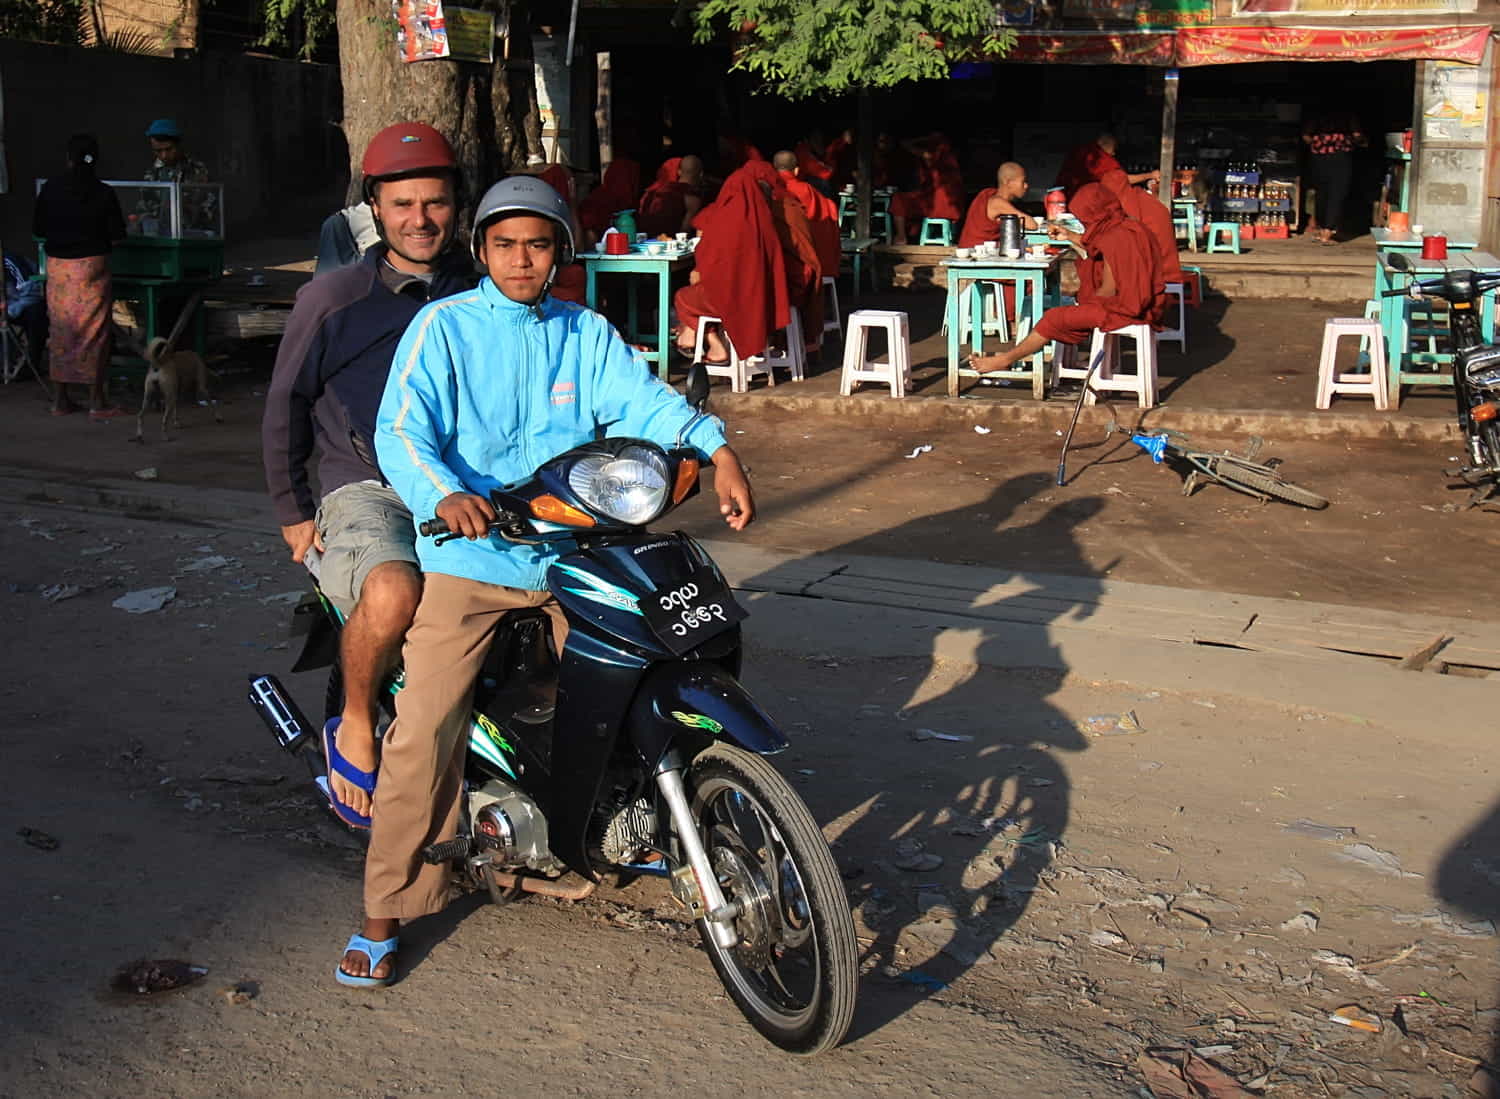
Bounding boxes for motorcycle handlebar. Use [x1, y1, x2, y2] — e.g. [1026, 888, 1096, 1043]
[418, 518, 448, 537]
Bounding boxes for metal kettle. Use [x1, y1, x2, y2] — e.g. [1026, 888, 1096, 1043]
[997, 214, 1024, 255]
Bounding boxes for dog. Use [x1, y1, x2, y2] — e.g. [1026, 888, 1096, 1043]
[133, 337, 221, 442]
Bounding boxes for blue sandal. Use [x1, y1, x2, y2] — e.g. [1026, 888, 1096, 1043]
[320, 717, 375, 830]
[335, 932, 398, 988]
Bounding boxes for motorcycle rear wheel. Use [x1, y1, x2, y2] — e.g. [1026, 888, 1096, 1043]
[687, 746, 857, 1055]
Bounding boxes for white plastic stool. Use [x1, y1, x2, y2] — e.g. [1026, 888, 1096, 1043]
[693, 316, 769, 394]
[693, 310, 807, 392]
[840, 310, 911, 398]
[821, 276, 842, 341]
[745, 308, 806, 383]
[1084, 324, 1158, 409]
[1316, 317, 1389, 411]
[1158, 282, 1187, 352]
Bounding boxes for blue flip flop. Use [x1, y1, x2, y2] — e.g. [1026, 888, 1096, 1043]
[335, 932, 398, 989]
[321, 717, 375, 830]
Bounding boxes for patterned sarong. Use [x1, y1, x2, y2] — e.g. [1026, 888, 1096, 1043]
[46, 254, 111, 385]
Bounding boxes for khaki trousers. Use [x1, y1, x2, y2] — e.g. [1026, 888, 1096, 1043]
[364, 572, 567, 920]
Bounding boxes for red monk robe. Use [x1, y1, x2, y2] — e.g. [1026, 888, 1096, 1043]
[1034, 183, 1166, 347]
[890, 139, 965, 237]
[794, 140, 834, 184]
[673, 164, 790, 361]
[638, 158, 695, 238]
[743, 161, 824, 344]
[779, 168, 842, 293]
[578, 158, 642, 238]
[1056, 140, 1122, 202]
[1098, 168, 1183, 286]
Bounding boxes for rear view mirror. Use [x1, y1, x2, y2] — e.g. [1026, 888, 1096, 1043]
[685, 362, 710, 411]
[1388, 252, 1411, 273]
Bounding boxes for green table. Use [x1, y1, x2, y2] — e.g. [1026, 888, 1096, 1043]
[1371, 228, 1477, 253]
[1375, 250, 1499, 406]
[943, 254, 1061, 399]
[840, 237, 878, 300]
[579, 248, 696, 380]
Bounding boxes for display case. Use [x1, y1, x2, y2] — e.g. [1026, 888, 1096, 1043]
[34, 178, 224, 282]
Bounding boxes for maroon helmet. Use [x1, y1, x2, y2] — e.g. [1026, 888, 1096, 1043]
[361, 122, 459, 201]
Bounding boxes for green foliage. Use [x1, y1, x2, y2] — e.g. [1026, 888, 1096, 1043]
[693, 0, 1015, 98]
[259, 0, 336, 60]
[0, 0, 174, 52]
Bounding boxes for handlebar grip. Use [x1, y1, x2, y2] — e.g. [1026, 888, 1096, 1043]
[419, 518, 449, 537]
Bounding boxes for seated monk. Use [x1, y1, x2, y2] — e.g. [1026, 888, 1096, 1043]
[1098, 166, 1184, 288]
[794, 129, 834, 196]
[890, 135, 965, 243]
[774, 149, 841, 313]
[958, 161, 1038, 247]
[578, 156, 642, 248]
[673, 162, 821, 365]
[1056, 134, 1159, 201]
[969, 182, 1165, 376]
[826, 127, 856, 191]
[637, 155, 705, 238]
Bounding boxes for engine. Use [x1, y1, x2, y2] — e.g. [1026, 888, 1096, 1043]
[595, 796, 658, 865]
[467, 780, 560, 872]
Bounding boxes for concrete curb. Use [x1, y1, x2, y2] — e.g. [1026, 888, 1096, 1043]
[713, 387, 1455, 443]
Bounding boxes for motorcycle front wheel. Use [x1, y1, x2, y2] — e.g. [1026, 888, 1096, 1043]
[687, 745, 857, 1055]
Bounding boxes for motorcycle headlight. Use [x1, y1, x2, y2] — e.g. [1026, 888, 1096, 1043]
[566, 445, 671, 525]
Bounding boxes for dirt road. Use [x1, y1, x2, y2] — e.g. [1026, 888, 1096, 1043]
[4, 492, 1497, 1097]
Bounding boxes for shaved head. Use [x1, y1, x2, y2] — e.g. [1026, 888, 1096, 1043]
[680, 154, 704, 185]
[772, 149, 797, 172]
[998, 161, 1025, 184]
[1097, 133, 1118, 154]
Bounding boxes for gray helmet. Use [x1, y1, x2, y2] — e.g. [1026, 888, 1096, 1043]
[470, 175, 575, 267]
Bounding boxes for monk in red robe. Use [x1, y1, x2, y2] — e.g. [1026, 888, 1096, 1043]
[958, 162, 1038, 248]
[637, 155, 705, 238]
[1099, 167, 1183, 286]
[794, 131, 834, 190]
[673, 162, 822, 363]
[578, 157, 642, 246]
[890, 135, 965, 243]
[774, 149, 841, 299]
[1056, 134, 1159, 201]
[970, 183, 1166, 375]
[826, 128, 856, 191]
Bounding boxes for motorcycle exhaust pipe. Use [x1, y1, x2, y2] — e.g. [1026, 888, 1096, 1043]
[486, 868, 597, 901]
[247, 673, 315, 755]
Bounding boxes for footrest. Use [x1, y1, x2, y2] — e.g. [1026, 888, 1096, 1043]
[422, 837, 472, 864]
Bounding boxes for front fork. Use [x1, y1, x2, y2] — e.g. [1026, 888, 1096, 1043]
[655, 766, 740, 949]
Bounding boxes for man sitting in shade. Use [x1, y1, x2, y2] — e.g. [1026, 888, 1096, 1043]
[1055, 134, 1157, 200]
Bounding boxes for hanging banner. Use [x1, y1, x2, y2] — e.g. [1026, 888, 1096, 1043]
[394, 0, 449, 62]
[1234, 0, 1475, 12]
[444, 6, 495, 63]
[1005, 30, 1176, 65]
[1176, 25, 1491, 65]
[1067, 0, 1140, 24]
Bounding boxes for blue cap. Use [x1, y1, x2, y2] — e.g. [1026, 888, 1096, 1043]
[145, 118, 181, 139]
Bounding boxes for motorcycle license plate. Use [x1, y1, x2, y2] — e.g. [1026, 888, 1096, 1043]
[640, 568, 746, 654]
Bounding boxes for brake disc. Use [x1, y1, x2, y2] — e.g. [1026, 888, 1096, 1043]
[711, 841, 778, 971]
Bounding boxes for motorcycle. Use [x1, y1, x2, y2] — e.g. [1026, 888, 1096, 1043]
[1387, 253, 1500, 507]
[248, 366, 857, 1054]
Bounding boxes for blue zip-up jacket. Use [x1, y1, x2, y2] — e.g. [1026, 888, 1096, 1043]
[375, 279, 729, 590]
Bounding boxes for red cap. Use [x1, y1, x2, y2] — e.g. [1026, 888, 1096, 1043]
[361, 123, 457, 194]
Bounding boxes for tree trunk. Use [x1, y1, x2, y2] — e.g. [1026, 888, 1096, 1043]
[337, 0, 539, 210]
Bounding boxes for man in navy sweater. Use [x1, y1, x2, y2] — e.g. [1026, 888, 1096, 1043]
[262, 123, 474, 828]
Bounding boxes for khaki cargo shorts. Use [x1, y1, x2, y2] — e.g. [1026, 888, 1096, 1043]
[314, 481, 420, 619]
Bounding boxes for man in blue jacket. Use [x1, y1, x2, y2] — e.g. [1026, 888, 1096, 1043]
[262, 123, 473, 829]
[332, 176, 754, 987]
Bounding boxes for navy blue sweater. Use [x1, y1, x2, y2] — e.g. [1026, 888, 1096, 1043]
[262, 246, 475, 526]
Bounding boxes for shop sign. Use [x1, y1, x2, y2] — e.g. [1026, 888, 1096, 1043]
[395, 0, 497, 63]
[1136, 0, 1212, 28]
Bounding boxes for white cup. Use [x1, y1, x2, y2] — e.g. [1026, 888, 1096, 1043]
[955, 247, 973, 260]
[1029, 244, 1047, 258]
[675, 232, 688, 243]
[1412, 224, 1425, 235]
[646, 242, 665, 255]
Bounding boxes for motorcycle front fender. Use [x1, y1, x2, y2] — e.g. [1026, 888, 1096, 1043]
[626, 661, 789, 771]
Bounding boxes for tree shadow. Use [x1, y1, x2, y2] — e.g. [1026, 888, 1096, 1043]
[1434, 796, 1500, 1083]
[741, 472, 1098, 1043]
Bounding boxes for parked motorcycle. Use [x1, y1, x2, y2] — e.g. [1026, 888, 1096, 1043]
[1387, 253, 1500, 507]
[248, 366, 857, 1054]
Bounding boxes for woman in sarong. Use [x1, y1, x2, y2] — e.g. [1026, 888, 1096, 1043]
[33, 134, 126, 418]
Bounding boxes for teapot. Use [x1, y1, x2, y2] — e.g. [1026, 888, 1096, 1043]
[613, 209, 638, 241]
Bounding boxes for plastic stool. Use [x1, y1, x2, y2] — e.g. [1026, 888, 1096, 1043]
[693, 316, 768, 394]
[1317, 317, 1389, 411]
[840, 310, 911, 398]
[1159, 282, 1187, 352]
[821, 276, 842, 341]
[919, 218, 953, 246]
[1206, 222, 1241, 254]
[1180, 265, 1205, 307]
[1084, 324, 1158, 409]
